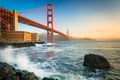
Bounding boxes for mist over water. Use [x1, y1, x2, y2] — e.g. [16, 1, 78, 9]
[0, 40, 120, 80]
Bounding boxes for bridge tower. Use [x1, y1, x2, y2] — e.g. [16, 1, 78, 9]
[47, 4, 54, 42]
[67, 29, 69, 39]
[13, 10, 18, 31]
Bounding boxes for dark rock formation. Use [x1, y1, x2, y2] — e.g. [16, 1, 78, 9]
[83, 54, 111, 70]
[0, 62, 39, 80]
[16, 70, 38, 80]
[0, 41, 45, 48]
[34, 41, 45, 44]
[42, 77, 58, 80]
[0, 42, 35, 48]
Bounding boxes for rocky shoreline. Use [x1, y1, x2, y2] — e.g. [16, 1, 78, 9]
[0, 41, 45, 48]
[0, 62, 57, 80]
[0, 62, 39, 80]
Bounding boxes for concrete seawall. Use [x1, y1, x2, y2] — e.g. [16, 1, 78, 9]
[0, 41, 45, 48]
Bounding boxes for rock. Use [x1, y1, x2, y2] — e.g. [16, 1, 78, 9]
[16, 70, 39, 80]
[0, 62, 16, 74]
[42, 77, 58, 80]
[0, 62, 18, 80]
[83, 54, 111, 70]
[16, 70, 31, 80]
[0, 62, 39, 80]
[0, 42, 36, 48]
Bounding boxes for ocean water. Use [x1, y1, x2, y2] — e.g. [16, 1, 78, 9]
[0, 40, 120, 80]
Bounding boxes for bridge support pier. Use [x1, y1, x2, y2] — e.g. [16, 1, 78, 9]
[47, 4, 54, 42]
[13, 10, 18, 31]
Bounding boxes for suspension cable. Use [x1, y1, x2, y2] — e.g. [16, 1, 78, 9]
[18, 5, 47, 14]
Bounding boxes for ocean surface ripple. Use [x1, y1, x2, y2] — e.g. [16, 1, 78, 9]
[0, 40, 120, 80]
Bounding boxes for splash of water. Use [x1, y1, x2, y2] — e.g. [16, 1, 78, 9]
[0, 46, 14, 63]
[0, 46, 49, 78]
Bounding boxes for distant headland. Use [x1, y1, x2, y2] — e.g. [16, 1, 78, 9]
[69, 37, 96, 41]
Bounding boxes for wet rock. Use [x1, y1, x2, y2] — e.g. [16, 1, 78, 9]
[0, 62, 39, 80]
[42, 77, 58, 80]
[0, 62, 16, 74]
[0, 42, 36, 48]
[83, 54, 111, 70]
[0, 62, 18, 80]
[16, 70, 39, 80]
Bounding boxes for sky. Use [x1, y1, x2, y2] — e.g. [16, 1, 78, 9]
[0, 0, 120, 40]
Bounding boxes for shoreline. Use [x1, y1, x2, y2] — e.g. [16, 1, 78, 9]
[0, 41, 45, 48]
[0, 62, 57, 80]
[0, 62, 39, 80]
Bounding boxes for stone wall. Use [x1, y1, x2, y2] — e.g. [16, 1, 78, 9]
[31, 33, 39, 42]
[24, 32, 31, 41]
[1, 31, 31, 42]
[1, 31, 39, 42]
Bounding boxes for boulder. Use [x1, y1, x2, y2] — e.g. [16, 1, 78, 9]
[0, 62, 18, 80]
[0, 62, 39, 80]
[83, 54, 111, 70]
[16, 70, 38, 80]
[42, 77, 58, 80]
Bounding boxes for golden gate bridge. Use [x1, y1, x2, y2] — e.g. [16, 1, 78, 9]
[0, 4, 69, 42]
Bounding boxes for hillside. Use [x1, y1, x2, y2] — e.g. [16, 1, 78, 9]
[39, 33, 68, 41]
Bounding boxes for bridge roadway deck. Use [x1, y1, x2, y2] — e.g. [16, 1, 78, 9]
[18, 16, 68, 38]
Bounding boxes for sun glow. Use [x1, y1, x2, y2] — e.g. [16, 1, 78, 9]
[70, 12, 120, 40]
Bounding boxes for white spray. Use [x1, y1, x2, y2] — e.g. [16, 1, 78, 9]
[0, 46, 49, 78]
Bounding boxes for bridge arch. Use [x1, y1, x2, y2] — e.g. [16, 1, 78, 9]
[0, 18, 11, 30]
